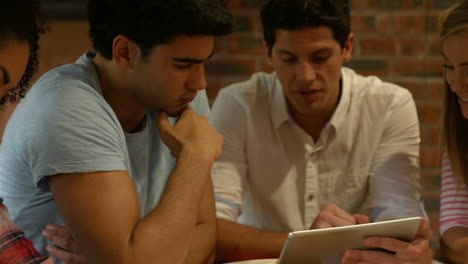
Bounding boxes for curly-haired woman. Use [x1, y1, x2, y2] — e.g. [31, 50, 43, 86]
[0, 1, 86, 263]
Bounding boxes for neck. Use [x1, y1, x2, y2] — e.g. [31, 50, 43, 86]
[291, 110, 331, 142]
[92, 55, 146, 133]
[291, 84, 342, 142]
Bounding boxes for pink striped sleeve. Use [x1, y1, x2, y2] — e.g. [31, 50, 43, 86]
[440, 153, 468, 235]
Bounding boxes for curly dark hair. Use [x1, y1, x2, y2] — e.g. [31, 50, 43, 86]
[261, 0, 351, 55]
[0, 0, 46, 108]
[88, 0, 234, 60]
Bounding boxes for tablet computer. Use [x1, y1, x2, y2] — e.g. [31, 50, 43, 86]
[278, 216, 422, 264]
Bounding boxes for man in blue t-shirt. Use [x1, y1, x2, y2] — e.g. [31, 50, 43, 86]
[0, 1, 233, 263]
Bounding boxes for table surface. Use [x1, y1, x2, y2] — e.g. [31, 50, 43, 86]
[225, 259, 277, 264]
[225, 259, 444, 264]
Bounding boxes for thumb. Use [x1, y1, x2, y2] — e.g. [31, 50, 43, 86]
[157, 112, 172, 134]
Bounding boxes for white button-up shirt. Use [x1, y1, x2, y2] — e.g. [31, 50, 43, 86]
[211, 68, 424, 232]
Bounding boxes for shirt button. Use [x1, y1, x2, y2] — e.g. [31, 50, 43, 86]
[307, 194, 314, 202]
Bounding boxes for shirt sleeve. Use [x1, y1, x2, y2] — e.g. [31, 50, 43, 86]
[210, 88, 248, 221]
[439, 153, 468, 235]
[358, 89, 425, 221]
[6, 81, 127, 190]
[0, 203, 47, 264]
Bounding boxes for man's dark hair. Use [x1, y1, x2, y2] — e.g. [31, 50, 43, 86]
[88, 0, 234, 60]
[261, 0, 351, 55]
[0, 0, 46, 107]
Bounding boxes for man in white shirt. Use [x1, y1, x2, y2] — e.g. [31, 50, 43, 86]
[211, 0, 433, 263]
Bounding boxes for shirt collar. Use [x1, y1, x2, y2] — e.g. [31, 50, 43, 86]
[328, 67, 352, 132]
[270, 68, 352, 131]
[271, 73, 290, 129]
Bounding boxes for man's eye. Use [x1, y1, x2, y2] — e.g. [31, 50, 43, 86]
[174, 63, 192, 70]
[281, 57, 296, 63]
[443, 64, 454, 71]
[313, 56, 329, 64]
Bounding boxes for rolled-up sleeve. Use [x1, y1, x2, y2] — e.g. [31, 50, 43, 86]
[210, 88, 248, 221]
[359, 90, 424, 221]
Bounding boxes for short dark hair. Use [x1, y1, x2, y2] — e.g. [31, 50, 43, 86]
[0, 0, 45, 107]
[88, 0, 234, 60]
[261, 0, 351, 54]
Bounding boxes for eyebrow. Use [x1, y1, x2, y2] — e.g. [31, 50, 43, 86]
[277, 47, 333, 56]
[171, 50, 215, 64]
[0, 65, 10, 85]
[441, 52, 468, 66]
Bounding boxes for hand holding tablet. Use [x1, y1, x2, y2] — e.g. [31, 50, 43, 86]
[278, 216, 425, 264]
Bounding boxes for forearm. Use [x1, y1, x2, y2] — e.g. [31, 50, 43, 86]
[182, 221, 216, 264]
[183, 178, 217, 264]
[129, 153, 215, 263]
[442, 229, 468, 264]
[216, 218, 288, 262]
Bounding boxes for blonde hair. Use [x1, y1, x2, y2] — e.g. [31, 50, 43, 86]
[441, 0, 468, 183]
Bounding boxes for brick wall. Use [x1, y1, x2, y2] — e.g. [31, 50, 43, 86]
[34, 0, 459, 245]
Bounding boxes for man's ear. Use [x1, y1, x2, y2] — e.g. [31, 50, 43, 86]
[112, 35, 139, 69]
[342, 33, 354, 63]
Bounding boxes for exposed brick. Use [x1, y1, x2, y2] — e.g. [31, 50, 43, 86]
[426, 81, 444, 100]
[345, 59, 389, 77]
[421, 170, 442, 193]
[417, 103, 442, 123]
[421, 145, 442, 169]
[226, 0, 241, 10]
[362, 0, 426, 9]
[214, 37, 226, 54]
[425, 14, 441, 33]
[233, 14, 256, 33]
[430, 0, 460, 10]
[400, 80, 443, 101]
[421, 126, 442, 146]
[228, 35, 265, 55]
[393, 15, 426, 33]
[394, 59, 444, 78]
[359, 36, 397, 55]
[426, 34, 442, 56]
[351, 14, 391, 33]
[239, 0, 269, 9]
[364, 0, 403, 9]
[206, 58, 257, 76]
[397, 36, 426, 56]
[423, 196, 441, 213]
[350, 0, 360, 9]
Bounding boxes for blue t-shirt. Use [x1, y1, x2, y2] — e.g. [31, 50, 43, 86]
[0, 52, 210, 257]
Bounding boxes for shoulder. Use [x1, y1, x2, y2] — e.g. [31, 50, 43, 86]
[5, 63, 120, 145]
[31, 63, 102, 101]
[344, 67, 414, 107]
[214, 72, 276, 109]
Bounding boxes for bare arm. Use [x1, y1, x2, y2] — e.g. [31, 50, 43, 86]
[441, 227, 468, 264]
[215, 203, 368, 262]
[49, 109, 223, 264]
[215, 218, 288, 262]
[183, 178, 216, 264]
[342, 218, 433, 264]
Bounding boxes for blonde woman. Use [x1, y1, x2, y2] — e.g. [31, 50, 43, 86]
[438, 1, 468, 263]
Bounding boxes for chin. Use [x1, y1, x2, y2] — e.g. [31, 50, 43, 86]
[165, 105, 189, 118]
[166, 111, 182, 118]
